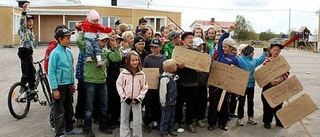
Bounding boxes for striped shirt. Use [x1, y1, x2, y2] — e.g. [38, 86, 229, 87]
[263, 57, 290, 82]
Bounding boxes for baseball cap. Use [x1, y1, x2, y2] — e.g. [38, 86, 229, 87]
[222, 38, 236, 47]
[115, 20, 122, 26]
[193, 37, 205, 46]
[26, 15, 34, 21]
[270, 43, 284, 49]
[168, 30, 181, 40]
[54, 28, 75, 40]
[150, 39, 162, 47]
[139, 18, 147, 24]
[97, 33, 109, 40]
[181, 32, 194, 40]
[133, 36, 145, 45]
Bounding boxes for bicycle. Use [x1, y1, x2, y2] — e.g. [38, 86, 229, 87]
[8, 59, 53, 119]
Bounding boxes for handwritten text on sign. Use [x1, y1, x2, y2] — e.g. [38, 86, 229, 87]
[254, 55, 291, 88]
[172, 46, 211, 73]
[207, 62, 249, 96]
[277, 94, 317, 128]
[263, 75, 303, 108]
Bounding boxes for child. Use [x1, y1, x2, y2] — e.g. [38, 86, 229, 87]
[132, 36, 148, 63]
[116, 51, 148, 137]
[261, 44, 289, 129]
[142, 39, 167, 133]
[18, 3, 37, 99]
[159, 59, 179, 137]
[236, 45, 267, 126]
[205, 27, 217, 57]
[76, 9, 112, 67]
[48, 28, 82, 137]
[192, 25, 205, 40]
[162, 30, 181, 59]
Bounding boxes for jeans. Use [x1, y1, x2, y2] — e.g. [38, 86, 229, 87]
[83, 82, 108, 130]
[84, 37, 101, 58]
[160, 105, 175, 134]
[237, 87, 254, 119]
[53, 85, 74, 137]
[120, 102, 142, 137]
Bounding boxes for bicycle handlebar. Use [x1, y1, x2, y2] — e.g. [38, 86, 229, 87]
[33, 59, 45, 64]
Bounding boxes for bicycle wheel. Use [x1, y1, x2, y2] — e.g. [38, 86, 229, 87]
[40, 75, 52, 106]
[8, 82, 31, 119]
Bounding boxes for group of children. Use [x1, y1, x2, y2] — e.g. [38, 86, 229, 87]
[18, 5, 289, 137]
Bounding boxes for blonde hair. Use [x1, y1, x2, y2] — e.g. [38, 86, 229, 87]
[118, 23, 128, 32]
[192, 25, 204, 40]
[205, 27, 217, 40]
[122, 31, 134, 42]
[167, 22, 177, 31]
[163, 59, 177, 73]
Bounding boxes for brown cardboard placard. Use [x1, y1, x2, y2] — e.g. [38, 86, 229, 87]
[207, 62, 249, 96]
[143, 68, 159, 89]
[172, 46, 211, 73]
[254, 55, 291, 88]
[263, 75, 303, 108]
[277, 94, 318, 128]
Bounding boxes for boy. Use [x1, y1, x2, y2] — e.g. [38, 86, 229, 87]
[142, 39, 167, 133]
[159, 59, 179, 137]
[48, 28, 82, 137]
[162, 31, 181, 59]
[18, 3, 37, 99]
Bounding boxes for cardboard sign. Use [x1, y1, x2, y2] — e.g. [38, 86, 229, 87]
[143, 68, 159, 89]
[207, 62, 249, 96]
[254, 55, 291, 88]
[277, 94, 318, 128]
[172, 46, 211, 73]
[263, 75, 303, 108]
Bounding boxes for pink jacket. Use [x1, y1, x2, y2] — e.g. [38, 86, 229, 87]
[116, 69, 148, 102]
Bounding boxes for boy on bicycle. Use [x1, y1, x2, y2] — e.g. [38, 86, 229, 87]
[48, 27, 82, 137]
[18, 2, 37, 99]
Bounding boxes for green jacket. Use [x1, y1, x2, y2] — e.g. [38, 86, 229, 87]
[163, 41, 175, 59]
[76, 33, 122, 84]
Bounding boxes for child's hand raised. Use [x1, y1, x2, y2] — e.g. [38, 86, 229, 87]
[22, 3, 28, 12]
[228, 26, 236, 32]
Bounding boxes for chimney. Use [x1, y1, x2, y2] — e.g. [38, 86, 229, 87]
[211, 18, 215, 22]
[111, 0, 117, 6]
[16, 0, 29, 8]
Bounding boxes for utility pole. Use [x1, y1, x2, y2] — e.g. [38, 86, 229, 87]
[288, 8, 291, 34]
[147, 0, 152, 9]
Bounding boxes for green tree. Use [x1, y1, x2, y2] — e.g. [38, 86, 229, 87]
[260, 29, 277, 40]
[233, 15, 257, 40]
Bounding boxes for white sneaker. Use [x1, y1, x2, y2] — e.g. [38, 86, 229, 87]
[248, 117, 257, 125]
[237, 119, 244, 126]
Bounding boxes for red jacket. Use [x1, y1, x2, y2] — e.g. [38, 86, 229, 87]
[76, 20, 112, 33]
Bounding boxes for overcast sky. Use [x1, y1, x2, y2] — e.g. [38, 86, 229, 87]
[2, 0, 319, 34]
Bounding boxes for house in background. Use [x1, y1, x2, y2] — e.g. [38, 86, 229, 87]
[0, 0, 181, 46]
[189, 18, 234, 32]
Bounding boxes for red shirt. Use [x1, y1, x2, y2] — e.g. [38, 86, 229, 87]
[44, 40, 71, 74]
[76, 20, 112, 33]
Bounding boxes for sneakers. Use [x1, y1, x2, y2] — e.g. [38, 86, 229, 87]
[26, 89, 38, 100]
[264, 123, 271, 129]
[96, 61, 104, 67]
[86, 57, 93, 63]
[237, 119, 244, 126]
[207, 125, 214, 131]
[75, 119, 83, 127]
[229, 113, 238, 118]
[99, 127, 113, 135]
[248, 117, 257, 125]
[197, 120, 206, 128]
[83, 129, 95, 137]
[161, 133, 172, 137]
[66, 128, 83, 135]
[186, 125, 196, 133]
[173, 123, 180, 131]
[169, 131, 178, 136]
[218, 124, 228, 131]
[144, 125, 152, 133]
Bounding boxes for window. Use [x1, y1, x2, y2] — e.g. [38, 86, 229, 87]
[101, 16, 119, 29]
[145, 16, 166, 32]
[13, 14, 21, 34]
[68, 21, 81, 42]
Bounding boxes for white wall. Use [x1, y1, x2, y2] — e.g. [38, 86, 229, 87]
[0, 0, 18, 6]
[27, 0, 111, 6]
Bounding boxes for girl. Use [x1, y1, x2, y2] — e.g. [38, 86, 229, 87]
[261, 44, 289, 129]
[205, 27, 217, 57]
[116, 51, 148, 137]
[193, 25, 205, 40]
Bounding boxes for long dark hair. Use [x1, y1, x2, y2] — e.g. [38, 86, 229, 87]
[124, 51, 142, 75]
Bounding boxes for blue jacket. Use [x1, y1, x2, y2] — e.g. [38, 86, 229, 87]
[217, 32, 240, 67]
[48, 44, 74, 90]
[238, 52, 267, 87]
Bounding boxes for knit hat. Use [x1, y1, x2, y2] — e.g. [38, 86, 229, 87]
[87, 10, 100, 21]
[115, 20, 122, 26]
[127, 24, 133, 30]
[181, 32, 194, 40]
[193, 37, 205, 46]
[222, 38, 236, 47]
[168, 31, 181, 40]
[242, 45, 254, 56]
[238, 44, 248, 53]
[133, 36, 145, 46]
